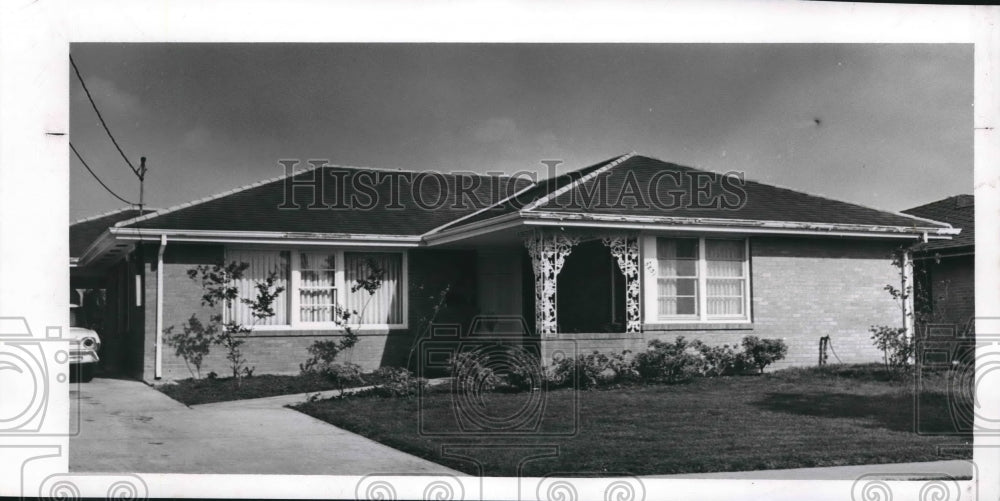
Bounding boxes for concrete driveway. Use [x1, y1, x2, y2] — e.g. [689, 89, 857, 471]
[69, 378, 461, 475]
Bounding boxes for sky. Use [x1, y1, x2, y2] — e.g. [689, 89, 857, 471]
[69, 43, 973, 221]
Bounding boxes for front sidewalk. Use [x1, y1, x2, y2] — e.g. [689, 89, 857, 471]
[70, 378, 460, 475]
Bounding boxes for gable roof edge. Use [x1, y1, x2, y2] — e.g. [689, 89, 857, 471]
[422, 181, 539, 237]
[520, 152, 636, 213]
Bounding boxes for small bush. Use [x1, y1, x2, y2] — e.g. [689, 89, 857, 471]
[449, 351, 503, 394]
[698, 343, 744, 377]
[634, 337, 706, 384]
[740, 336, 788, 374]
[869, 325, 913, 372]
[349, 367, 425, 398]
[547, 350, 640, 389]
[502, 346, 543, 391]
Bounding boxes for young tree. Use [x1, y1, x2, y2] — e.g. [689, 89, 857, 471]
[165, 261, 285, 386]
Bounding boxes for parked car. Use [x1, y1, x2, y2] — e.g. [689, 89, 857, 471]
[69, 305, 101, 382]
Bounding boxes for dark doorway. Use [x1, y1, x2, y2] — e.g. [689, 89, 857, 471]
[556, 240, 626, 333]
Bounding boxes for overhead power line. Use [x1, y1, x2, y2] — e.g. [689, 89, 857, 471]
[70, 142, 136, 205]
[69, 54, 141, 178]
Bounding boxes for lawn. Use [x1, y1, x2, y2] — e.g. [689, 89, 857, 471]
[157, 373, 380, 405]
[293, 364, 973, 476]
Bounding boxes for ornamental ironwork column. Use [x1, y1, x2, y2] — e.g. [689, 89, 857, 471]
[602, 234, 642, 333]
[524, 230, 579, 338]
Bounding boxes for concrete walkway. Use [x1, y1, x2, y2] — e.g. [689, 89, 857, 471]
[649, 460, 974, 480]
[69, 378, 461, 475]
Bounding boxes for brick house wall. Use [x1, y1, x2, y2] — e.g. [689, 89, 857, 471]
[915, 254, 974, 329]
[137, 243, 476, 382]
[543, 236, 903, 370]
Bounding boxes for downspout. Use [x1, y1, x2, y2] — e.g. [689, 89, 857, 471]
[154, 234, 167, 379]
[901, 248, 915, 357]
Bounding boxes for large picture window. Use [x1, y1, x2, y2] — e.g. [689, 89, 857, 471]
[345, 252, 404, 325]
[224, 247, 407, 329]
[647, 237, 749, 322]
[225, 249, 290, 326]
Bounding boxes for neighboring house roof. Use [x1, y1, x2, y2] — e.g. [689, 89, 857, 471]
[70, 207, 151, 259]
[120, 165, 533, 236]
[902, 194, 974, 252]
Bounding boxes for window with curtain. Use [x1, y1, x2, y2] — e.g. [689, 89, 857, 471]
[705, 239, 746, 317]
[344, 252, 403, 325]
[655, 237, 748, 321]
[657, 238, 699, 317]
[225, 249, 290, 326]
[299, 251, 337, 323]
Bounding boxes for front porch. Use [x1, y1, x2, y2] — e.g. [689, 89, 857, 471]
[469, 229, 645, 362]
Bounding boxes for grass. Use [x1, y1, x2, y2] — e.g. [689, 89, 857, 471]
[292, 364, 973, 476]
[157, 373, 382, 405]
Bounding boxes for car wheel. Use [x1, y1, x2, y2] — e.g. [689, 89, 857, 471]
[79, 364, 94, 383]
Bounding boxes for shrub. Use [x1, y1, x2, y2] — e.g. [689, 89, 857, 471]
[869, 325, 913, 372]
[739, 336, 788, 374]
[164, 314, 217, 379]
[360, 366, 426, 398]
[697, 343, 744, 377]
[634, 337, 706, 383]
[502, 346, 543, 391]
[449, 350, 503, 394]
[545, 350, 637, 389]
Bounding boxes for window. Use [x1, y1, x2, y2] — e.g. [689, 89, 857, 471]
[224, 247, 407, 329]
[647, 237, 749, 322]
[344, 252, 404, 325]
[705, 239, 746, 317]
[299, 251, 337, 323]
[656, 238, 699, 317]
[226, 249, 290, 326]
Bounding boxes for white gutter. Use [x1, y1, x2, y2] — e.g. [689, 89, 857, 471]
[111, 227, 422, 247]
[155, 234, 167, 380]
[522, 211, 960, 236]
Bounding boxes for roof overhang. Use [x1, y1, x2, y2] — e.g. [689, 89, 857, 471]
[110, 227, 422, 247]
[73, 210, 959, 266]
[422, 210, 959, 246]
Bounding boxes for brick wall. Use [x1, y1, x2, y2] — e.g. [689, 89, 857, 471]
[638, 236, 903, 369]
[917, 254, 974, 329]
[138, 243, 475, 382]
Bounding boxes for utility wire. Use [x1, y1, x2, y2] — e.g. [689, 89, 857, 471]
[70, 55, 141, 178]
[70, 142, 137, 205]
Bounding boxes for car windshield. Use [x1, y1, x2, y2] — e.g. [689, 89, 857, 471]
[70, 307, 82, 328]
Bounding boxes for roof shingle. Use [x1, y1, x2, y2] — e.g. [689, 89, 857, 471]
[902, 195, 974, 251]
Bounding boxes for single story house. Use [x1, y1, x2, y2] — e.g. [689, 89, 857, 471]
[70, 153, 959, 382]
[902, 195, 975, 335]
